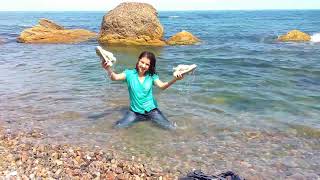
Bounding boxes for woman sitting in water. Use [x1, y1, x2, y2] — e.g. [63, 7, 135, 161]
[101, 51, 183, 130]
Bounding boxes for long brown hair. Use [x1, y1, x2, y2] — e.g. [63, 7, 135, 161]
[135, 51, 157, 76]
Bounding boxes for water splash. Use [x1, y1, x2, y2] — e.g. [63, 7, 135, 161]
[310, 33, 320, 42]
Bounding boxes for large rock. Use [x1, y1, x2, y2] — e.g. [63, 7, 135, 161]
[17, 19, 97, 43]
[278, 30, 311, 42]
[98, 2, 166, 46]
[167, 31, 200, 45]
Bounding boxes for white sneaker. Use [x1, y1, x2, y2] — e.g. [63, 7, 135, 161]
[96, 46, 117, 66]
[173, 64, 197, 76]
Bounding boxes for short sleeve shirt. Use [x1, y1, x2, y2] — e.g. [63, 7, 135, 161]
[124, 69, 159, 114]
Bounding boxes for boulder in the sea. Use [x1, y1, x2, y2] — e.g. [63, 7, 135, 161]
[167, 31, 200, 45]
[17, 19, 97, 43]
[278, 30, 311, 42]
[98, 2, 166, 46]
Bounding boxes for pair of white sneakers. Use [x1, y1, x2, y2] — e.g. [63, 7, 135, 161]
[96, 46, 197, 75]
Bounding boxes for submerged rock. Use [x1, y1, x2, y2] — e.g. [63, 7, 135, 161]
[167, 31, 200, 45]
[17, 19, 97, 44]
[278, 30, 311, 42]
[98, 2, 166, 46]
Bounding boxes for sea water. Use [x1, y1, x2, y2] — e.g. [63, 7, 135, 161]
[0, 11, 319, 178]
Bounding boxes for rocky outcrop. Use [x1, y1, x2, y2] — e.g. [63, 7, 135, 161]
[17, 19, 97, 44]
[98, 2, 166, 46]
[38, 19, 64, 30]
[167, 31, 200, 45]
[278, 30, 311, 42]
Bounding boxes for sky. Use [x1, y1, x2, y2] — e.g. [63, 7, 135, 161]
[1, 0, 320, 11]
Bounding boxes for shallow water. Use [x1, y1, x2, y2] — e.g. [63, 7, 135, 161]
[0, 11, 319, 178]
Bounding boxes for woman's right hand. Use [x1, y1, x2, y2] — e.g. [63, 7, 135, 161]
[101, 59, 112, 70]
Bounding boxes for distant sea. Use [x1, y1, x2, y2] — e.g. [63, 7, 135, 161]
[0, 11, 319, 178]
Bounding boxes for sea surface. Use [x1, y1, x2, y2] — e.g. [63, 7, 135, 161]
[0, 10, 319, 178]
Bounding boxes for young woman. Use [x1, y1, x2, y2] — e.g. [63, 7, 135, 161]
[101, 51, 183, 130]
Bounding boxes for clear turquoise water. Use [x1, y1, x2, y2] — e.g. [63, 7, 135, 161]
[0, 11, 319, 178]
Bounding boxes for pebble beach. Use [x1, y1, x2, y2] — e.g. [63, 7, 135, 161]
[0, 127, 178, 179]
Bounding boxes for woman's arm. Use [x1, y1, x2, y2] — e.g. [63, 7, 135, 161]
[154, 73, 183, 90]
[101, 60, 126, 81]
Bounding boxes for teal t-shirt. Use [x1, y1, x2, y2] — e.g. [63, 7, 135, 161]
[124, 69, 159, 114]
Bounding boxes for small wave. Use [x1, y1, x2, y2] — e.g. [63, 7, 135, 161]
[20, 24, 31, 27]
[16, 63, 27, 67]
[310, 33, 320, 42]
[169, 16, 179, 18]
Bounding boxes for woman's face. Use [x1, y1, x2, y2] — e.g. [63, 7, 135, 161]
[137, 57, 150, 75]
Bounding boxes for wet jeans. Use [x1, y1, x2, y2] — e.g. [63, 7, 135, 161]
[114, 108, 176, 130]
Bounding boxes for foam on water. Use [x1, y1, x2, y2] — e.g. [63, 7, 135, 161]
[310, 32, 320, 42]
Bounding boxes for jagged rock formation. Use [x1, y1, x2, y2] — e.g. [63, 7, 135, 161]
[17, 19, 97, 44]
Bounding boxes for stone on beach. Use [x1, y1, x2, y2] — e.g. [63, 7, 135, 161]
[98, 2, 166, 46]
[278, 30, 311, 42]
[17, 18, 97, 44]
[167, 30, 200, 45]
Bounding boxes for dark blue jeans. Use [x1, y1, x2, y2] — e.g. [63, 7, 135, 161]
[114, 108, 176, 130]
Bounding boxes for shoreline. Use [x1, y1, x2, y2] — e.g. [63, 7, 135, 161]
[0, 127, 178, 179]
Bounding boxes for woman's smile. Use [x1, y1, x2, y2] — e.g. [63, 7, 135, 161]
[138, 57, 151, 75]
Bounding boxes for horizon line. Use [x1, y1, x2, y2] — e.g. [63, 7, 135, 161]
[1, 8, 320, 12]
